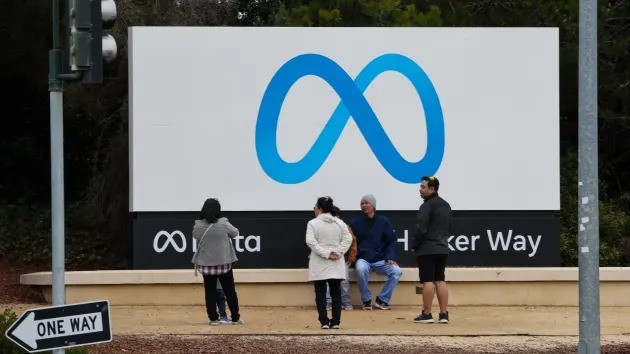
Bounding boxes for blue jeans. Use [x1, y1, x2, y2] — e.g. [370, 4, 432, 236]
[326, 263, 351, 307]
[216, 288, 227, 317]
[355, 259, 402, 304]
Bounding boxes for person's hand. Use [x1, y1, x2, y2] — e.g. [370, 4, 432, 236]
[329, 252, 341, 260]
[386, 260, 398, 266]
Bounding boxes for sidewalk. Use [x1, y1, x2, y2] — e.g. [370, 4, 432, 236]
[110, 305, 630, 336]
[5, 304, 627, 336]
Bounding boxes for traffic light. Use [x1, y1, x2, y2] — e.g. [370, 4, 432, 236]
[65, 0, 118, 84]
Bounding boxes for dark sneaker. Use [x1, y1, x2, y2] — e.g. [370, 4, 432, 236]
[374, 297, 391, 310]
[321, 324, 330, 329]
[413, 311, 434, 323]
[331, 324, 340, 329]
[362, 301, 372, 310]
[439, 311, 449, 324]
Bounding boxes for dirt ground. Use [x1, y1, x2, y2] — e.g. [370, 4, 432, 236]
[2, 262, 629, 353]
[0, 259, 46, 304]
[2, 303, 630, 353]
[93, 334, 630, 354]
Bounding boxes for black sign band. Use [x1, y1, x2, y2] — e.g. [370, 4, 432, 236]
[133, 211, 560, 269]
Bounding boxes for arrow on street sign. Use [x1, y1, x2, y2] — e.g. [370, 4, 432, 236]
[4, 300, 112, 353]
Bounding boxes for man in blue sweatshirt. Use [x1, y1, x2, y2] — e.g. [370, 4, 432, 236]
[349, 195, 402, 310]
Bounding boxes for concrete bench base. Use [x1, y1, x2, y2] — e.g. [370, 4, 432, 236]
[20, 267, 630, 307]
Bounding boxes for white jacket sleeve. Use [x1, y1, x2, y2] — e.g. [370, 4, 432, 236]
[305, 220, 331, 259]
[336, 219, 352, 255]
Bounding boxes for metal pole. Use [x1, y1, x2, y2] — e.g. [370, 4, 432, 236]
[578, 0, 600, 353]
[50, 0, 65, 353]
[50, 91, 65, 309]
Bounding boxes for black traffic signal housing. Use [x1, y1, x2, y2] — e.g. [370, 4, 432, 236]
[65, 0, 117, 84]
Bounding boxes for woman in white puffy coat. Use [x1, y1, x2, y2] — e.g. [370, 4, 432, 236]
[305, 196, 352, 329]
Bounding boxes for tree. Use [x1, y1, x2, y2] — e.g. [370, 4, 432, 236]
[439, 0, 630, 265]
[439, 0, 630, 200]
[1, 0, 627, 268]
[274, 0, 441, 26]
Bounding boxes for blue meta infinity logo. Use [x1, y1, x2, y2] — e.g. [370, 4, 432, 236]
[255, 53, 445, 184]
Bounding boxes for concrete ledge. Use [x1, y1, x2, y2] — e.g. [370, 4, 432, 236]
[21, 267, 630, 307]
[20, 267, 630, 285]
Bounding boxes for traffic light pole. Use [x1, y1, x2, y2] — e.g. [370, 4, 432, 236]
[50, 2, 65, 354]
[50, 0, 66, 296]
[47, 1, 116, 350]
[49, 0, 115, 342]
[49, 1, 79, 352]
[49, 89, 65, 354]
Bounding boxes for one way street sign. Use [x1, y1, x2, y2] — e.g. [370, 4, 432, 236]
[4, 300, 112, 353]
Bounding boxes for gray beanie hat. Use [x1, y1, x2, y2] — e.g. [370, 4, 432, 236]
[361, 194, 376, 208]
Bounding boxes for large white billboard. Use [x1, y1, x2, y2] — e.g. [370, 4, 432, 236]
[129, 27, 559, 212]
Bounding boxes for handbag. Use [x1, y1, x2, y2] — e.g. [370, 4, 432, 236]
[193, 223, 213, 277]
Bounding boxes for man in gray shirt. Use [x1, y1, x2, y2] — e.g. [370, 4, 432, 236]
[411, 176, 452, 324]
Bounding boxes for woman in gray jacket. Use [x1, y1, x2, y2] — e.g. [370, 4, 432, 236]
[192, 198, 243, 325]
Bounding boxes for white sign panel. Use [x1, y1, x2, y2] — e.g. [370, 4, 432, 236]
[5, 300, 112, 353]
[129, 27, 559, 212]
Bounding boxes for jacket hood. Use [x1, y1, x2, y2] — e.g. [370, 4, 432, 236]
[317, 213, 336, 223]
[195, 219, 209, 227]
[194, 217, 227, 227]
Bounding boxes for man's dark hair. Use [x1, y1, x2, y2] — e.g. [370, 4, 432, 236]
[421, 176, 440, 191]
[200, 198, 221, 223]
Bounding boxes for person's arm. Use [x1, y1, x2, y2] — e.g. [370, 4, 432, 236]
[224, 219, 239, 239]
[193, 224, 203, 242]
[412, 204, 431, 251]
[348, 218, 359, 242]
[384, 218, 397, 263]
[336, 219, 352, 254]
[347, 226, 358, 265]
[305, 221, 332, 259]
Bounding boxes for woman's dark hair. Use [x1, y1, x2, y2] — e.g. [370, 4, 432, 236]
[199, 198, 221, 223]
[316, 196, 334, 214]
[331, 206, 341, 218]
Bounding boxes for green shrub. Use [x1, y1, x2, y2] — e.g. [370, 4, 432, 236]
[0, 308, 21, 354]
[559, 152, 630, 266]
[0, 200, 111, 268]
